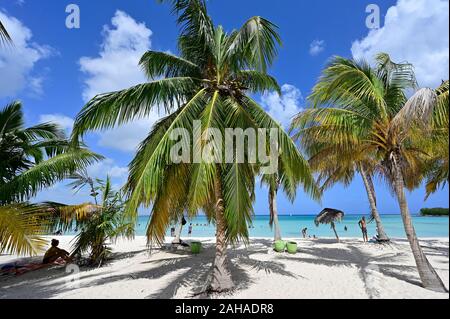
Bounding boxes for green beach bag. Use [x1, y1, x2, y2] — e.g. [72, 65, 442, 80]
[191, 242, 202, 254]
[274, 240, 286, 253]
[286, 241, 298, 254]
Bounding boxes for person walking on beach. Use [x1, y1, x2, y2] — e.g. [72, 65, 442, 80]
[301, 228, 308, 238]
[358, 216, 369, 242]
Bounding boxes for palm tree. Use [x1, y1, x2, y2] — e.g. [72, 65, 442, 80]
[262, 174, 282, 241]
[55, 176, 135, 266]
[71, 0, 316, 292]
[0, 102, 102, 256]
[292, 53, 447, 292]
[296, 129, 390, 242]
[261, 160, 314, 241]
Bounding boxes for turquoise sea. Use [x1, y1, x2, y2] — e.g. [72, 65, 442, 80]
[132, 214, 449, 238]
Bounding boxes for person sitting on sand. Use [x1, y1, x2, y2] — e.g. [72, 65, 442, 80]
[358, 217, 369, 242]
[43, 239, 72, 264]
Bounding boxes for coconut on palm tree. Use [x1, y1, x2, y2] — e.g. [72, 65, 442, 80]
[291, 53, 447, 292]
[71, 0, 316, 292]
[0, 102, 102, 256]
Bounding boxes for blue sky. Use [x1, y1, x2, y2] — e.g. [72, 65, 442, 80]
[0, 0, 448, 215]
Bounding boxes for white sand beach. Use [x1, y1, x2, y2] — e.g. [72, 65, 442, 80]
[0, 236, 448, 299]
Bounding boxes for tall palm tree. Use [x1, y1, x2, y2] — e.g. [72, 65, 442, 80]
[262, 174, 282, 241]
[292, 53, 447, 292]
[71, 0, 316, 292]
[0, 102, 102, 255]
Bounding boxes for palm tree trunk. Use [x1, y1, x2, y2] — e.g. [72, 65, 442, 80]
[331, 221, 339, 242]
[209, 172, 234, 293]
[359, 165, 389, 242]
[391, 153, 447, 292]
[172, 219, 184, 244]
[269, 185, 282, 241]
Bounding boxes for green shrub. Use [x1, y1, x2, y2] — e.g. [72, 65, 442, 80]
[420, 208, 449, 216]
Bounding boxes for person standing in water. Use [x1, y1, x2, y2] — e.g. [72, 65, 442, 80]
[358, 216, 369, 242]
[188, 223, 193, 237]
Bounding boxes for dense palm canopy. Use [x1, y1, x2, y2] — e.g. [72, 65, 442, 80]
[0, 102, 102, 256]
[291, 53, 448, 292]
[71, 0, 316, 292]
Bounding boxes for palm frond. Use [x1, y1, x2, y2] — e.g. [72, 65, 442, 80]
[0, 149, 103, 203]
[139, 51, 201, 80]
[228, 16, 282, 73]
[235, 70, 281, 95]
[71, 77, 200, 142]
[0, 203, 52, 256]
[0, 19, 12, 44]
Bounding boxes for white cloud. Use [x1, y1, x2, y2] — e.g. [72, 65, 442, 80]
[260, 84, 303, 129]
[39, 114, 74, 134]
[79, 10, 161, 153]
[0, 11, 53, 98]
[309, 40, 325, 56]
[79, 10, 152, 102]
[351, 0, 449, 88]
[87, 158, 128, 181]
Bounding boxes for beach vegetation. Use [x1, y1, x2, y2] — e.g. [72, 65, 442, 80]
[70, 0, 317, 293]
[58, 174, 135, 266]
[420, 208, 449, 217]
[291, 53, 448, 292]
[0, 102, 102, 256]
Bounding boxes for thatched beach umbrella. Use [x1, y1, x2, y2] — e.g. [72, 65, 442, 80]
[314, 208, 345, 242]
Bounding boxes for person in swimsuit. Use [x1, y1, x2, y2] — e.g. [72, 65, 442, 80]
[358, 217, 369, 242]
[43, 239, 72, 264]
